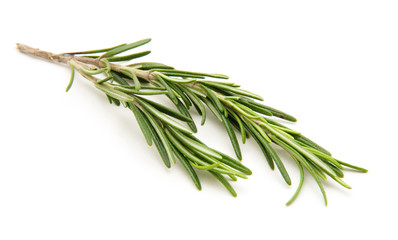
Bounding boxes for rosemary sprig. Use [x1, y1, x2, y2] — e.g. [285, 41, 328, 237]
[17, 39, 367, 205]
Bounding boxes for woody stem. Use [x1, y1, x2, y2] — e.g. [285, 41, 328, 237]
[16, 43, 155, 81]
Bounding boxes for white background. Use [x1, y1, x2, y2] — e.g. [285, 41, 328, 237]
[1, 0, 397, 239]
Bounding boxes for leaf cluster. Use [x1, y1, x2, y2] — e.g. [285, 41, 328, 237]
[65, 39, 367, 204]
[65, 39, 252, 196]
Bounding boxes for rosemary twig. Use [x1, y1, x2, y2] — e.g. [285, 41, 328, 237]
[17, 38, 367, 205]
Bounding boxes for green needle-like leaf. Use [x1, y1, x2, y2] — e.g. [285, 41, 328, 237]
[237, 100, 273, 116]
[95, 84, 135, 103]
[202, 98, 222, 122]
[140, 107, 174, 167]
[149, 128, 172, 168]
[322, 160, 344, 178]
[156, 72, 196, 83]
[65, 62, 75, 92]
[228, 115, 250, 143]
[110, 71, 130, 85]
[154, 73, 179, 104]
[128, 62, 174, 70]
[128, 103, 153, 146]
[168, 82, 192, 109]
[220, 112, 242, 160]
[189, 150, 247, 179]
[201, 84, 225, 113]
[180, 85, 207, 125]
[242, 118, 275, 170]
[286, 160, 304, 206]
[168, 128, 222, 160]
[269, 124, 301, 136]
[202, 81, 264, 101]
[209, 171, 237, 197]
[107, 50, 151, 62]
[116, 88, 169, 95]
[176, 131, 252, 175]
[294, 134, 331, 156]
[174, 99, 197, 132]
[238, 98, 296, 122]
[155, 69, 228, 79]
[191, 162, 220, 170]
[79, 66, 108, 76]
[214, 152, 252, 175]
[227, 110, 246, 144]
[221, 99, 260, 119]
[165, 131, 217, 168]
[101, 38, 151, 58]
[136, 98, 192, 135]
[159, 72, 205, 79]
[120, 68, 141, 91]
[336, 160, 368, 173]
[264, 134, 292, 185]
[303, 146, 344, 170]
[170, 145, 201, 190]
[135, 97, 192, 122]
[64, 43, 127, 55]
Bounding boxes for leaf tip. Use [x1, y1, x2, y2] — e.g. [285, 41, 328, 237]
[290, 116, 298, 122]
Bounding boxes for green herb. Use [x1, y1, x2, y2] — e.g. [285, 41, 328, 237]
[17, 39, 367, 205]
